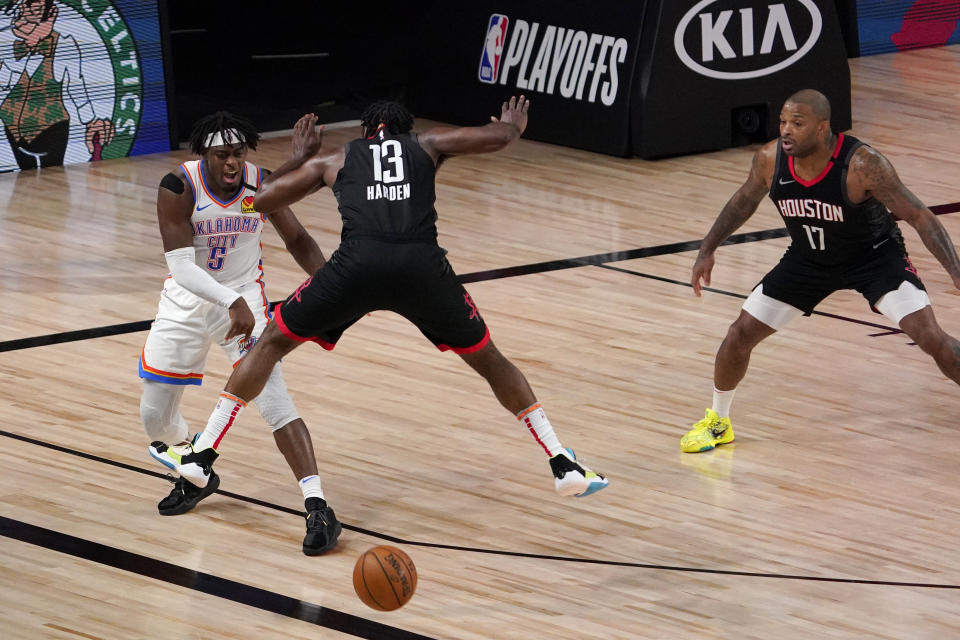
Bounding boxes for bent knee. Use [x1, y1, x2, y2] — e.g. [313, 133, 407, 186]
[139, 401, 165, 429]
[725, 321, 759, 347]
[912, 327, 948, 354]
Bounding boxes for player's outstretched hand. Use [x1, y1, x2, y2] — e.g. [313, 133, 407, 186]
[292, 113, 324, 159]
[225, 297, 255, 343]
[490, 95, 530, 135]
[691, 251, 715, 297]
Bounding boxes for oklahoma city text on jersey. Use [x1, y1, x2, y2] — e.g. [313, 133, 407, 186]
[193, 215, 262, 236]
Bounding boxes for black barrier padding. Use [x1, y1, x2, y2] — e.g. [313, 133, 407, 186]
[407, 2, 647, 156]
[631, 0, 851, 159]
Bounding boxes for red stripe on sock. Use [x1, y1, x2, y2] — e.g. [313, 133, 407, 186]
[524, 416, 552, 456]
[213, 402, 243, 450]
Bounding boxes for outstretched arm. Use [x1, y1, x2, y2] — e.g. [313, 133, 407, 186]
[691, 143, 774, 296]
[851, 146, 960, 287]
[266, 205, 326, 275]
[254, 114, 342, 212]
[418, 95, 530, 165]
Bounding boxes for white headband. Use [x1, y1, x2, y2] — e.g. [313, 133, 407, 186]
[204, 128, 245, 148]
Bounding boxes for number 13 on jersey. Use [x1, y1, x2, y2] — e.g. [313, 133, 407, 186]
[369, 141, 405, 183]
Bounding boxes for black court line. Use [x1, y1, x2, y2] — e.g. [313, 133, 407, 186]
[929, 202, 960, 216]
[2, 201, 959, 354]
[458, 228, 789, 284]
[2, 429, 958, 590]
[595, 264, 905, 334]
[0, 515, 436, 640]
[0, 229, 789, 353]
[0, 319, 153, 353]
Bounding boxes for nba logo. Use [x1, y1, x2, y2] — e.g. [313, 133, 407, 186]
[478, 14, 509, 84]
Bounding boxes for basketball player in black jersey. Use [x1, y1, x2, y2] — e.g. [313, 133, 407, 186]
[158, 96, 608, 550]
[681, 89, 960, 452]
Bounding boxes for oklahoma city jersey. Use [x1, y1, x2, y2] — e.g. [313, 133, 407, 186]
[139, 159, 269, 386]
[178, 159, 265, 291]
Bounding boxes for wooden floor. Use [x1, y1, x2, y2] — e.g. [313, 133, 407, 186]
[3, 46, 960, 640]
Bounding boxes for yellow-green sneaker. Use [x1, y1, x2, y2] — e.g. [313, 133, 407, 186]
[681, 409, 734, 453]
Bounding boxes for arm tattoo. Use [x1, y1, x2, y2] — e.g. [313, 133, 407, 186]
[852, 148, 926, 210]
[916, 215, 960, 279]
[856, 148, 960, 278]
[851, 149, 888, 188]
[701, 153, 766, 252]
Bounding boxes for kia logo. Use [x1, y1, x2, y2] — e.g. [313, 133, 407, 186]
[674, 0, 822, 80]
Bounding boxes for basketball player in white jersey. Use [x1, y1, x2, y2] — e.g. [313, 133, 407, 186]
[138, 112, 341, 555]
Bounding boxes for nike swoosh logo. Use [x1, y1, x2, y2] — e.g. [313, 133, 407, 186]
[778, 178, 795, 185]
[196, 203, 213, 211]
[873, 238, 890, 249]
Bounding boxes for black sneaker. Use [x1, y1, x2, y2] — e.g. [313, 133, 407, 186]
[158, 471, 221, 516]
[302, 499, 342, 555]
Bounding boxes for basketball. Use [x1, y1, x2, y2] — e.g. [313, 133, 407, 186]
[352, 545, 418, 611]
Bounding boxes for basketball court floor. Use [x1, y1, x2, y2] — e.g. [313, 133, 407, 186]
[2, 46, 960, 639]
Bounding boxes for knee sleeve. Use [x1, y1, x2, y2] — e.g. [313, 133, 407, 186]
[742, 284, 802, 331]
[139, 380, 190, 444]
[876, 281, 931, 325]
[254, 364, 300, 431]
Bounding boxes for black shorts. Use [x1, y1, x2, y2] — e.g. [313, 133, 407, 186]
[274, 239, 489, 353]
[758, 239, 925, 314]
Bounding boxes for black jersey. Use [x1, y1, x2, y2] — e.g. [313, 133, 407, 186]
[332, 129, 439, 243]
[768, 133, 901, 267]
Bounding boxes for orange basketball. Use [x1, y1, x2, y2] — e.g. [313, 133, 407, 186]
[352, 545, 418, 611]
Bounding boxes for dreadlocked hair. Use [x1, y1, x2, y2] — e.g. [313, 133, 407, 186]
[188, 111, 260, 155]
[360, 101, 414, 135]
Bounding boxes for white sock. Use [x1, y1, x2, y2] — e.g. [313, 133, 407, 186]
[517, 403, 563, 457]
[299, 475, 325, 500]
[712, 387, 736, 419]
[194, 392, 246, 452]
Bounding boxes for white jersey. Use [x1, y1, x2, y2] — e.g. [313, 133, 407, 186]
[178, 159, 265, 291]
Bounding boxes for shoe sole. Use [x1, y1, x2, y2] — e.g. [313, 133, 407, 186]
[159, 472, 221, 516]
[148, 445, 177, 471]
[682, 437, 735, 454]
[576, 480, 609, 498]
[557, 448, 609, 498]
[303, 521, 342, 556]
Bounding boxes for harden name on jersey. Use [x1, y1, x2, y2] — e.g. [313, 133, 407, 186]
[366, 182, 412, 202]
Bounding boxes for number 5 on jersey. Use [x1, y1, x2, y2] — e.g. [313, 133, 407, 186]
[369, 141, 405, 183]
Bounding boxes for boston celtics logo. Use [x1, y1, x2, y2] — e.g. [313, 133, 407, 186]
[0, 0, 143, 170]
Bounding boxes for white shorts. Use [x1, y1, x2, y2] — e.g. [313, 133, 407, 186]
[139, 278, 271, 385]
[743, 281, 930, 331]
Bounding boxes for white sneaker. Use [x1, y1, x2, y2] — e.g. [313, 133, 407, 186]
[549, 448, 608, 497]
[149, 441, 219, 488]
